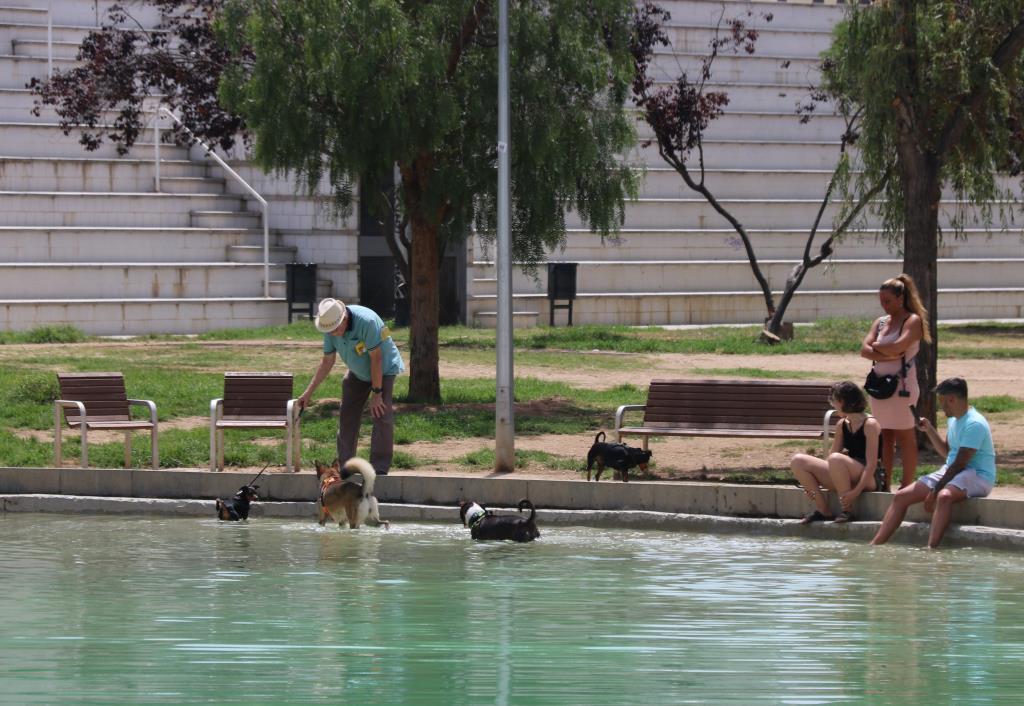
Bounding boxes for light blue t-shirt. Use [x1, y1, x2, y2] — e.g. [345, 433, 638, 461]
[323, 304, 405, 383]
[946, 406, 996, 484]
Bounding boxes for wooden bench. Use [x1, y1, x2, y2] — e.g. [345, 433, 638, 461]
[209, 372, 302, 472]
[615, 379, 836, 454]
[54, 372, 159, 469]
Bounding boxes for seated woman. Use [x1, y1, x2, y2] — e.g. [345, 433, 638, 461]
[790, 381, 882, 524]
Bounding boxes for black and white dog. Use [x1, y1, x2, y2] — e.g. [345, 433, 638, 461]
[585, 431, 652, 482]
[459, 499, 540, 542]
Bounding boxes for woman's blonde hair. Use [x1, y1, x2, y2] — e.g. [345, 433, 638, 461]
[880, 273, 932, 343]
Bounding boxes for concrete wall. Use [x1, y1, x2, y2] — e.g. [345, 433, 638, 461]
[1, 467, 1020, 532]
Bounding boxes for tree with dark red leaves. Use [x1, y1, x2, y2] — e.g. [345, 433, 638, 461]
[630, 2, 887, 341]
[30, 1, 246, 154]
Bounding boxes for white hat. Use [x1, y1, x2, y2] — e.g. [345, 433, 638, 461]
[314, 298, 346, 333]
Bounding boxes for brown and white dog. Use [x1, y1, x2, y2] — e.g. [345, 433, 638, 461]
[314, 457, 390, 529]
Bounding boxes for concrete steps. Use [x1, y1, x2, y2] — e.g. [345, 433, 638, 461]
[470, 288, 1024, 327]
[0, 154, 207, 191]
[562, 197, 1020, 231]
[0, 191, 250, 227]
[0, 296, 289, 335]
[0, 122, 190, 159]
[471, 258, 1024, 295]
[0, 226, 271, 263]
[544, 228, 1024, 261]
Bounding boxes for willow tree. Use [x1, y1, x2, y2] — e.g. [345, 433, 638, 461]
[218, 0, 638, 402]
[818, 0, 1024, 418]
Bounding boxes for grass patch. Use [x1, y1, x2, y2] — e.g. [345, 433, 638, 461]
[0, 325, 90, 345]
[721, 469, 798, 485]
[452, 447, 584, 473]
[972, 395, 1024, 414]
[690, 367, 832, 380]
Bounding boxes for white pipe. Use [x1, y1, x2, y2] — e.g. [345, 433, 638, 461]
[47, 0, 53, 78]
[158, 108, 270, 297]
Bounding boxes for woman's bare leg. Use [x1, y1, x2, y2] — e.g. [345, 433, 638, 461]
[895, 427, 918, 488]
[881, 428, 896, 490]
[791, 453, 833, 516]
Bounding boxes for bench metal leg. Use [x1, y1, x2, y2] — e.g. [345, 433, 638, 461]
[641, 436, 648, 451]
[217, 429, 225, 471]
[124, 431, 132, 468]
[209, 422, 218, 472]
[80, 426, 88, 468]
[285, 424, 293, 473]
[151, 425, 159, 470]
[54, 407, 62, 468]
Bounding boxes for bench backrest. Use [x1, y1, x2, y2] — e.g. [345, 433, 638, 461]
[642, 379, 833, 431]
[57, 372, 130, 425]
[222, 372, 293, 421]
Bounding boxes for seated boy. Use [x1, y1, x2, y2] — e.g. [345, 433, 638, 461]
[870, 377, 996, 548]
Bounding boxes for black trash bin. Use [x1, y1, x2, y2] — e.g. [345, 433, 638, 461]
[285, 262, 318, 323]
[547, 262, 578, 326]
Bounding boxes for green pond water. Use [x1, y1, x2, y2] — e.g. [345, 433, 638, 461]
[1, 514, 1024, 705]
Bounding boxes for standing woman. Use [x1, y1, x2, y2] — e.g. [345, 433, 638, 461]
[860, 274, 930, 490]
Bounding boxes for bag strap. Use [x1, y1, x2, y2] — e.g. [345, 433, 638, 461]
[874, 316, 911, 392]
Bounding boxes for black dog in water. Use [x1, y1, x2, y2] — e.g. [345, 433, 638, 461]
[585, 431, 652, 482]
[215, 484, 259, 521]
[459, 499, 540, 542]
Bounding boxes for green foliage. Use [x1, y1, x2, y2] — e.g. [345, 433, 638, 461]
[218, 0, 638, 261]
[973, 395, 1024, 414]
[821, 0, 1024, 240]
[0, 325, 88, 344]
[4, 372, 60, 406]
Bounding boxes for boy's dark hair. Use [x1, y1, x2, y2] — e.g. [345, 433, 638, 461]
[830, 381, 867, 413]
[934, 377, 969, 399]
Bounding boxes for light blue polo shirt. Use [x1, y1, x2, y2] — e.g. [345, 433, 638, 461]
[946, 406, 996, 484]
[323, 304, 405, 383]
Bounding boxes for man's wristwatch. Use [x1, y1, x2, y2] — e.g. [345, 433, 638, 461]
[371, 386, 383, 395]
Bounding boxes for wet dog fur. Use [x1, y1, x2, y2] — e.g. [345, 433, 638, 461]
[315, 457, 390, 529]
[585, 431, 652, 482]
[215, 484, 259, 521]
[459, 499, 540, 542]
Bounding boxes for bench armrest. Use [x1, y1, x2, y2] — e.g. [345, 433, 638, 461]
[614, 404, 646, 442]
[127, 399, 158, 424]
[822, 408, 836, 454]
[55, 399, 87, 425]
[286, 398, 301, 421]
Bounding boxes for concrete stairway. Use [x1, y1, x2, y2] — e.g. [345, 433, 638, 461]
[468, 0, 1024, 327]
[0, 1, 354, 335]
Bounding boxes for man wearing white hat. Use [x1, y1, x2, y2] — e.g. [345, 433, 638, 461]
[298, 298, 405, 474]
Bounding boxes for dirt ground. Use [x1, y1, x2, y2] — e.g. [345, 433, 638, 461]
[15, 343, 1023, 498]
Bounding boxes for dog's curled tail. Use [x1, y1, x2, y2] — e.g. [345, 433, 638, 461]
[343, 457, 378, 497]
[594, 431, 606, 444]
[517, 498, 536, 522]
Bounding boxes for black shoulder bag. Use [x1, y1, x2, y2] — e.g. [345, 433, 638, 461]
[864, 317, 910, 400]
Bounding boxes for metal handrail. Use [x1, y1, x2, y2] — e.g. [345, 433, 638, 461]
[154, 107, 271, 297]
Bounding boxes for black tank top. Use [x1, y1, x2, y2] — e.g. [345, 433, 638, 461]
[841, 418, 869, 464]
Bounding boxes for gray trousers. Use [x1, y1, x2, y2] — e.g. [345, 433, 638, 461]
[337, 371, 396, 475]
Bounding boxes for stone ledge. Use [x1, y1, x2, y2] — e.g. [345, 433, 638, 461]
[3, 495, 1024, 552]
[1, 467, 1020, 531]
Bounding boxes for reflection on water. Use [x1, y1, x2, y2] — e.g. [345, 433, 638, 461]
[2, 515, 1024, 705]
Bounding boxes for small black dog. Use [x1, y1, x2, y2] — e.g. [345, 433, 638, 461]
[215, 484, 259, 521]
[585, 431, 652, 482]
[459, 499, 540, 542]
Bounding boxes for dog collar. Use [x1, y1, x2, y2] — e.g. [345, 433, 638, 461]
[464, 503, 487, 528]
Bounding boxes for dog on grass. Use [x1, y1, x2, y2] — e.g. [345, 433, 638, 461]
[585, 431, 652, 482]
[458, 499, 540, 542]
[315, 457, 390, 529]
[215, 484, 259, 521]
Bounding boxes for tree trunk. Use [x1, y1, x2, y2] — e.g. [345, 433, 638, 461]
[900, 155, 941, 428]
[406, 212, 441, 402]
[400, 156, 443, 404]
